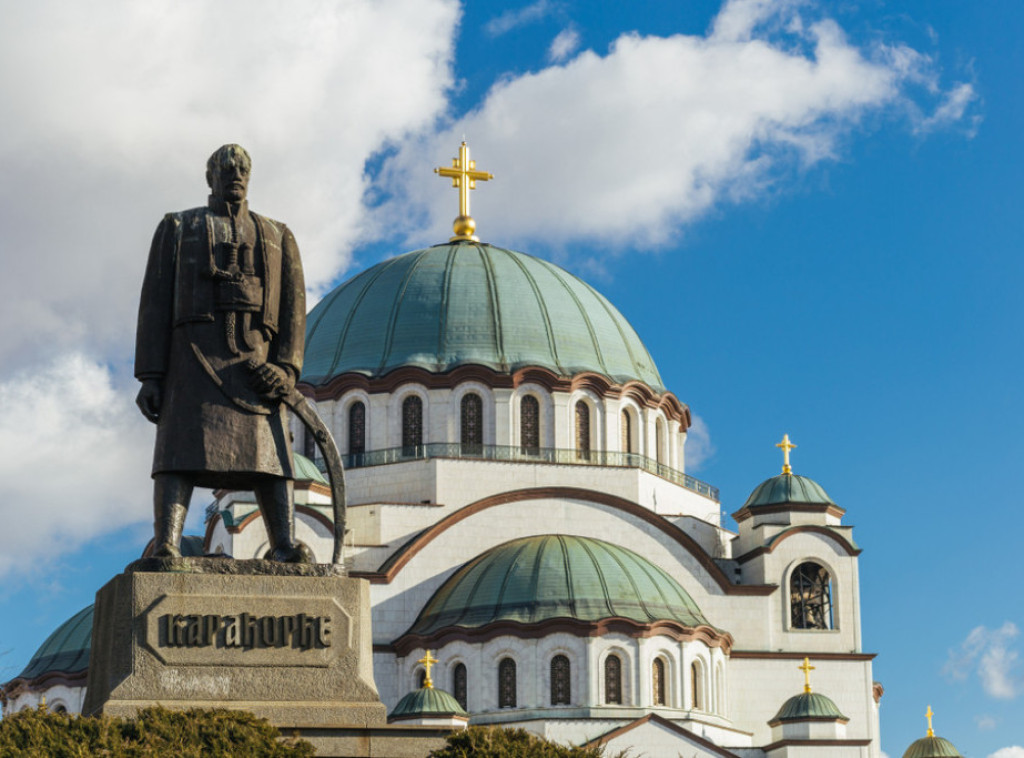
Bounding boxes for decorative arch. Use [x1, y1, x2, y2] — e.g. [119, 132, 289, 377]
[498, 657, 517, 708]
[574, 401, 592, 460]
[652, 657, 667, 706]
[690, 658, 705, 710]
[452, 662, 468, 711]
[789, 560, 835, 630]
[550, 654, 571, 705]
[604, 653, 623, 705]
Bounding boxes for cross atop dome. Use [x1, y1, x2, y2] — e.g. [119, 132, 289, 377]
[417, 649, 438, 689]
[926, 704, 934, 737]
[776, 434, 796, 475]
[435, 141, 493, 242]
[799, 657, 815, 693]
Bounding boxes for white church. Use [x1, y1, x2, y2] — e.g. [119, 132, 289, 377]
[4, 146, 964, 758]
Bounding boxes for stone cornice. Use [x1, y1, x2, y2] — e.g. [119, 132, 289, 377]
[733, 525, 861, 564]
[732, 503, 846, 523]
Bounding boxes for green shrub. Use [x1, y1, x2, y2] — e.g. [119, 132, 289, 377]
[0, 704, 314, 757]
[428, 725, 613, 758]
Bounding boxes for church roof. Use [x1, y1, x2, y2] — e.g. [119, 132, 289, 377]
[405, 535, 710, 637]
[388, 686, 467, 721]
[13, 604, 92, 682]
[302, 241, 664, 391]
[902, 736, 963, 758]
[742, 473, 835, 508]
[769, 692, 848, 724]
[294, 452, 327, 484]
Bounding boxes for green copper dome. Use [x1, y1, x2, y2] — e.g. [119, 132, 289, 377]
[303, 242, 664, 391]
[406, 535, 709, 637]
[902, 736, 963, 758]
[14, 605, 92, 681]
[769, 692, 848, 724]
[743, 473, 835, 508]
[294, 452, 327, 485]
[389, 687, 467, 721]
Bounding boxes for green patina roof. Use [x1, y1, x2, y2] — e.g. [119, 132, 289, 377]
[303, 242, 664, 391]
[405, 535, 709, 638]
[389, 687, 467, 720]
[14, 605, 92, 681]
[902, 736, 963, 758]
[294, 452, 328, 484]
[770, 692, 848, 724]
[743, 473, 835, 508]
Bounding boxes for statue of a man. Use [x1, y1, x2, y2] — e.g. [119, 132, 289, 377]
[135, 144, 310, 562]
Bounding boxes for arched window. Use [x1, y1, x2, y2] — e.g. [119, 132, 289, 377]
[520, 395, 540, 455]
[498, 657, 517, 708]
[655, 418, 666, 465]
[416, 669, 426, 689]
[575, 402, 591, 460]
[401, 396, 423, 456]
[52, 704, 67, 714]
[550, 654, 571, 705]
[690, 661, 703, 710]
[302, 426, 316, 460]
[604, 654, 622, 705]
[652, 658, 666, 706]
[453, 663, 468, 711]
[790, 562, 834, 630]
[348, 401, 366, 457]
[621, 410, 633, 454]
[715, 663, 725, 714]
[461, 393, 483, 454]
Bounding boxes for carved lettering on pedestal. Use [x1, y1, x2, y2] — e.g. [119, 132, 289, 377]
[160, 612, 332, 650]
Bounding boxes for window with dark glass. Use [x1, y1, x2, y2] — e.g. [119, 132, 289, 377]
[349, 401, 366, 456]
[302, 426, 316, 460]
[690, 661, 702, 710]
[575, 402, 591, 460]
[498, 658, 517, 708]
[402, 395, 423, 455]
[461, 393, 483, 454]
[550, 655, 571, 705]
[652, 658, 666, 706]
[521, 395, 540, 455]
[621, 410, 632, 454]
[790, 562, 834, 630]
[604, 654, 622, 705]
[453, 663, 468, 711]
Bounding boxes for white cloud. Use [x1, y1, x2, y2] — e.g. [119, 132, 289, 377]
[0, 354, 154, 578]
[375, 0, 976, 252]
[485, 0, 555, 37]
[989, 748, 1024, 758]
[685, 415, 715, 471]
[976, 714, 997, 730]
[945, 622, 1022, 699]
[548, 26, 581, 63]
[0, 0, 458, 372]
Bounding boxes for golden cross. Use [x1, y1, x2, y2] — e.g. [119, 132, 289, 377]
[418, 649, 439, 689]
[926, 705, 934, 737]
[435, 141, 493, 242]
[776, 434, 797, 475]
[799, 657, 815, 694]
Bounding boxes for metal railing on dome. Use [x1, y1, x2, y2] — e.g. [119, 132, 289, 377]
[314, 443, 719, 502]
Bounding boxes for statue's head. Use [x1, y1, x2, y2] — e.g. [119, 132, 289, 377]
[206, 144, 252, 203]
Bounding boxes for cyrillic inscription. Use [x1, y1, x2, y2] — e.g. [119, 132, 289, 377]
[160, 612, 331, 650]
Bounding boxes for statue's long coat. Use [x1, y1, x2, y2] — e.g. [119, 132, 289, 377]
[135, 198, 305, 488]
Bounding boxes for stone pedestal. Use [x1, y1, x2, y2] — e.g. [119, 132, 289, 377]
[84, 558, 387, 728]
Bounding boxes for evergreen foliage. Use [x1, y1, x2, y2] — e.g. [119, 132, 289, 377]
[0, 704, 314, 757]
[428, 726, 615, 758]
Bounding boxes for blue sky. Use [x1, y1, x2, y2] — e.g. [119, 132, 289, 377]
[0, 1, 1020, 755]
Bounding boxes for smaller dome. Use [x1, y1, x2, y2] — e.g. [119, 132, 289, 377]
[743, 473, 835, 508]
[389, 687, 467, 721]
[14, 605, 92, 681]
[769, 692, 847, 724]
[293, 452, 328, 485]
[902, 736, 963, 758]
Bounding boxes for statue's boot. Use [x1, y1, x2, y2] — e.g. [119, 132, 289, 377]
[258, 479, 313, 564]
[152, 474, 191, 558]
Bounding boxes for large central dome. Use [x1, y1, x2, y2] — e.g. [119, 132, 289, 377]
[303, 241, 664, 390]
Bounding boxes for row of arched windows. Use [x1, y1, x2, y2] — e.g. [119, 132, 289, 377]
[426, 653, 719, 711]
[324, 394, 672, 464]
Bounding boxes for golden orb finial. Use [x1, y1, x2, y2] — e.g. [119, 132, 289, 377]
[776, 434, 796, 475]
[434, 141, 493, 242]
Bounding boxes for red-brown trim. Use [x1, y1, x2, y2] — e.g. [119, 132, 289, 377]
[393, 619, 733, 657]
[584, 713, 742, 757]
[2, 669, 88, 699]
[732, 503, 846, 523]
[762, 739, 871, 751]
[298, 365, 692, 429]
[733, 526, 861, 564]
[351, 487, 776, 596]
[730, 651, 876, 661]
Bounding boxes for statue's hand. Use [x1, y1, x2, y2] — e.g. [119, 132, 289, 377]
[136, 379, 162, 423]
[251, 362, 294, 399]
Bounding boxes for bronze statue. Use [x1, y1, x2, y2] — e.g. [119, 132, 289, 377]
[135, 144, 322, 563]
